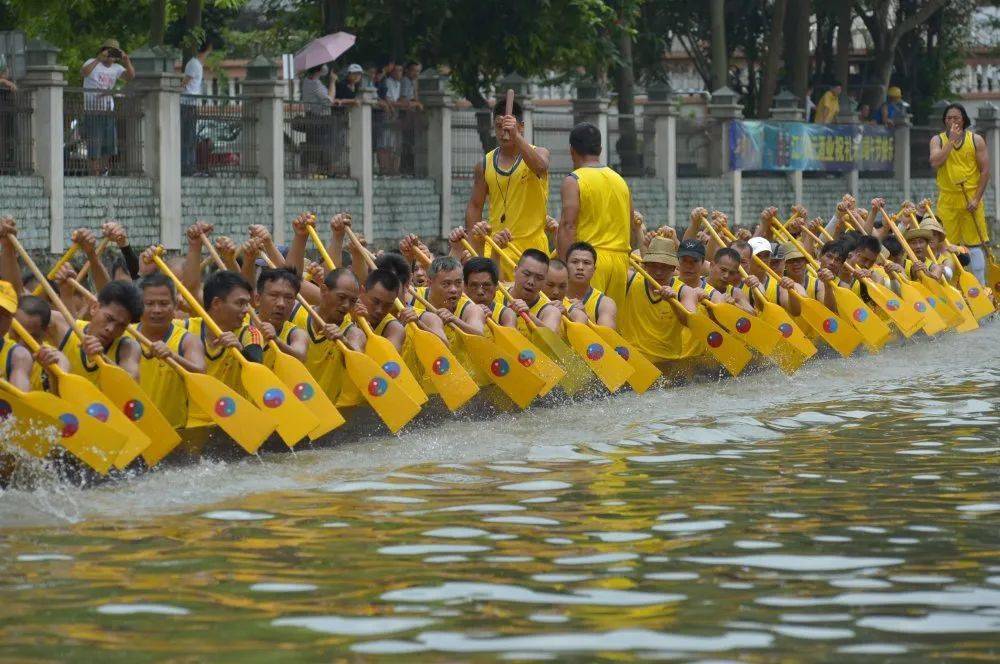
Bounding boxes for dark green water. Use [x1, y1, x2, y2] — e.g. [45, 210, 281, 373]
[1, 325, 997, 661]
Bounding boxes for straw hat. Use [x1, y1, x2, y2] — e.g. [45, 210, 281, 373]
[919, 218, 947, 239]
[904, 225, 934, 242]
[641, 237, 678, 267]
[782, 243, 805, 261]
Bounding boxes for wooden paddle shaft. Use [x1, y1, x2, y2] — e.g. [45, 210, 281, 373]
[878, 205, 922, 266]
[33, 243, 79, 296]
[503, 89, 514, 140]
[700, 220, 776, 303]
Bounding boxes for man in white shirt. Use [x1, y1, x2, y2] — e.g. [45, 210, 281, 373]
[81, 39, 134, 175]
[181, 41, 212, 175]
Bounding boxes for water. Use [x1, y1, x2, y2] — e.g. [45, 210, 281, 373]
[1, 325, 998, 660]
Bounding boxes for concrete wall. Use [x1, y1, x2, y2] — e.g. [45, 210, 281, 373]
[283, 178, 364, 241]
[64, 177, 160, 248]
[0, 176, 50, 250]
[371, 178, 440, 242]
[181, 177, 272, 240]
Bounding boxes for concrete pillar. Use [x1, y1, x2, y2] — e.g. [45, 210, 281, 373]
[892, 108, 911, 203]
[771, 89, 804, 206]
[977, 103, 1000, 223]
[707, 86, 743, 221]
[242, 55, 286, 243]
[348, 85, 376, 240]
[499, 72, 533, 143]
[835, 94, 860, 199]
[420, 70, 454, 237]
[130, 46, 184, 249]
[572, 79, 610, 166]
[20, 39, 66, 253]
[644, 81, 679, 227]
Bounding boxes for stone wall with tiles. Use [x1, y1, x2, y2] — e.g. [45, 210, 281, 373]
[371, 178, 440, 242]
[0, 176, 50, 250]
[181, 177, 272, 239]
[63, 177, 160, 247]
[283, 178, 364, 242]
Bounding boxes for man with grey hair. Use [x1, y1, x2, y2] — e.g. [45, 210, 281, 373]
[416, 255, 485, 337]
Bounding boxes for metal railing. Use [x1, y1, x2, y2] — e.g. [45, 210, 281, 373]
[607, 113, 655, 177]
[372, 106, 427, 177]
[532, 109, 574, 176]
[0, 89, 32, 175]
[180, 94, 256, 177]
[63, 87, 144, 176]
[676, 115, 713, 177]
[283, 102, 350, 178]
[451, 108, 494, 178]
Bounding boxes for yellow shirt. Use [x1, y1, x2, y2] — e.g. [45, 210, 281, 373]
[133, 322, 191, 429]
[0, 336, 20, 383]
[619, 273, 688, 362]
[572, 166, 631, 252]
[935, 130, 989, 244]
[815, 90, 839, 123]
[59, 324, 126, 385]
[564, 287, 605, 322]
[503, 291, 554, 337]
[182, 318, 262, 427]
[302, 311, 362, 408]
[261, 319, 299, 369]
[484, 148, 549, 244]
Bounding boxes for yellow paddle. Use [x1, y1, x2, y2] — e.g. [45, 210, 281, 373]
[911, 212, 989, 326]
[486, 236, 634, 392]
[455, 238, 566, 396]
[200, 234, 345, 440]
[919, 205, 995, 319]
[66, 278, 276, 457]
[771, 218, 892, 350]
[703, 222, 814, 372]
[839, 210, 946, 336]
[10, 236, 159, 469]
[503, 240, 661, 392]
[879, 206, 968, 330]
[954, 178, 1000, 295]
[0, 377, 126, 474]
[407, 286, 544, 408]
[258, 252, 424, 432]
[344, 226, 480, 412]
[801, 220, 923, 338]
[628, 257, 753, 377]
[304, 223, 429, 406]
[9, 318, 129, 472]
[151, 250, 319, 447]
[32, 243, 78, 296]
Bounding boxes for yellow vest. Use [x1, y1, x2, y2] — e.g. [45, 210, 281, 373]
[572, 166, 631, 252]
[262, 319, 300, 369]
[302, 311, 362, 407]
[936, 131, 980, 196]
[182, 318, 261, 427]
[133, 322, 190, 429]
[563, 287, 605, 321]
[619, 273, 688, 362]
[503, 291, 554, 337]
[484, 147, 548, 242]
[0, 336, 20, 382]
[59, 324, 126, 385]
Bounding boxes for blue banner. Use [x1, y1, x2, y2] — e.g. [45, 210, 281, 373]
[729, 121, 894, 172]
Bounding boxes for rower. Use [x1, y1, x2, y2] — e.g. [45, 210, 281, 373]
[618, 237, 700, 368]
[13, 295, 68, 390]
[844, 235, 888, 303]
[543, 259, 569, 303]
[462, 257, 516, 327]
[902, 224, 942, 280]
[783, 242, 824, 303]
[505, 248, 563, 334]
[0, 280, 33, 391]
[135, 273, 206, 429]
[53, 280, 143, 383]
[740, 237, 804, 316]
[816, 241, 850, 311]
[417, 256, 485, 337]
[357, 268, 407, 353]
[304, 267, 366, 406]
[254, 268, 308, 364]
[564, 241, 617, 329]
[918, 216, 957, 282]
[704, 247, 755, 314]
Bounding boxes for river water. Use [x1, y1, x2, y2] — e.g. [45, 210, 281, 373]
[1, 324, 997, 661]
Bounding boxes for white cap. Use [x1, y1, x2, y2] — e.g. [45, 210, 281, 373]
[347, 63, 363, 74]
[748, 237, 772, 256]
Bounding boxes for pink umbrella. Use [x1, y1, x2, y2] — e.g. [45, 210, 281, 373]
[293, 32, 356, 74]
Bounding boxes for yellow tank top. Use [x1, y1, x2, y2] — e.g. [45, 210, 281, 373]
[484, 147, 548, 241]
[290, 302, 309, 330]
[182, 318, 260, 393]
[302, 312, 362, 407]
[133, 322, 190, 429]
[59, 324, 126, 385]
[262, 320, 300, 369]
[563, 287, 605, 321]
[488, 299, 510, 324]
[503, 291, 553, 337]
[0, 336, 20, 382]
[619, 273, 688, 362]
[936, 131, 980, 194]
[571, 166, 631, 252]
[799, 274, 820, 299]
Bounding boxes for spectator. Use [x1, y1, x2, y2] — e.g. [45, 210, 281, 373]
[181, 40, 212, 176]
[814, 81, 842, 124]
[335, 63, 363, 104]
[858, 103, 875, 124]
[301, 65, 336, 176]
[374, 59, 401, 174]
[878, 86, 905, 128]
[81, 39, 135, 175]
[803, 84, 815, 122]
[399, 61, 422, 109]
[0, 53, 16, 92]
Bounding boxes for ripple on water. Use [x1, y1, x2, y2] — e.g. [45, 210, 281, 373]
[437, 504, 525, 513]
[423, 527, 491, 538]
[586, 532, 651, 543]
[554, 553, 639, 566]
[378, 544, 491, 556]
[201, 510, 274, 521]
[97, 603, 190, 616]
[350, 629, 773, 655]
[273, 615, 435, 635]
[325, 481, 438, 492]
[16, 553, 73, 562]
[772, 625, 855, 640]
[381, 582, 683, 606]
[653, 520, 730, 534]
[957, 502, 1000, 513]
[734, 541, 782, 550]
[499, 481, 571, 492]
[483, 516, 561, 526]
[857, 611, 1000, 634]
[683, 555, 904, 572]
[250, 583, 318, 593]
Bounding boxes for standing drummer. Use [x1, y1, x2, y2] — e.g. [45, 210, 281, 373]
[929, 103, 990, 283]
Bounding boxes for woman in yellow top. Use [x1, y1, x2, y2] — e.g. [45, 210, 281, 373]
[813, 82, 842, 124]
[929, 103, 991, 284]
[465, 100, 551, 278]
[556, 122, 637, 308]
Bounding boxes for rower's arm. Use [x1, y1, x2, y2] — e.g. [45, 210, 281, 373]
[779, 287, 802, 316]
[456, 303, 485, 336]
[556, 175, 581, 259]
[731, 287, 756, 315]
[537, 304, 563, 333]
[343, 324, 366, 352]
[974, 134, 990, 204]
[928, 134, 953, 170]
[118, 337, 142, 380]
[513, 133, 549, 178]
[596, 296, 617, 329]
[273, 327, 308, 362]
[678, 286, 700, 313]
[8, 345, 32, 391]
[464, 161, 488, 234]
[381, 320, 406, 353]
[821, 278, 838, 313]
[285, 222, 309, 276]
[498, 307, 517, 328]
[183, 233, 204, 297]
[176, 331, 206, 373]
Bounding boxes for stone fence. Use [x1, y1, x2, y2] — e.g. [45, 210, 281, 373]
[2, 39, 999, 256]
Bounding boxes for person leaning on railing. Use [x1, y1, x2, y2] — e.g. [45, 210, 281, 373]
[181, 40, 213, 176]
[81, 39, 135, 176]
[301, 65, 338, 176]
